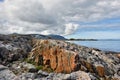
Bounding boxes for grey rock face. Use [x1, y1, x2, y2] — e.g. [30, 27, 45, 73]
[18, 73, 36, 80]
[0, 65, 18, 80]
[22, 62, 37, 73]
[64, 71, 91, 80]
[0, 35, 33, 65]
[44, 71, 91, 80]
[0, 47, 9, 62]
[38, 70, 49, 77]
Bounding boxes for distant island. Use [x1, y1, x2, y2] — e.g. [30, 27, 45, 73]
[68, 38, 98, 41]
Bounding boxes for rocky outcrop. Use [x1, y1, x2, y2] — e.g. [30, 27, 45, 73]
[0, 34, 32, 65]
[29, 39, 120, 80]
[29, 40, 80, 73]
[0, 62, 91, 80]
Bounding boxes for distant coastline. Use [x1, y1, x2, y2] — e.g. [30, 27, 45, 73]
[67, 38, 120, 41]
[67, 38, 98, 41]
[68, 39, 120, 53]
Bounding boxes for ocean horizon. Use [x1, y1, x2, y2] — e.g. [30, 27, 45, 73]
[69, 39, 120, 53]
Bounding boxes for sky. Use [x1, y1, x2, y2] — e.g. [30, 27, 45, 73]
[0, 0, 120, 39]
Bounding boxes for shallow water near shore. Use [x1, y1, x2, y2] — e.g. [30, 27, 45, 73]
[69, 40, 120, 52]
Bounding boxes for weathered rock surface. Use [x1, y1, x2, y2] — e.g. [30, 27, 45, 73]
[45, 70, 91, 80]
[29, 39, 120, 80]
[2, 62, 90, 80]
[29, 40, 80, 73]
[18, 73, 36, 80]
[0, 34, 32, 65]
[0, 65, 18, 80]
[16, 70, 91, 80]
[7, 61, 39, 76]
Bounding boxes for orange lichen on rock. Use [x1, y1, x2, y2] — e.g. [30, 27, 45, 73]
[29, 40, 80, 73]
[80, 60, 94, 73]
[96, 66, 105, 77]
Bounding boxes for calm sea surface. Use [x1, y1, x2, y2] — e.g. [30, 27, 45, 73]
[69, 40, 120, 52]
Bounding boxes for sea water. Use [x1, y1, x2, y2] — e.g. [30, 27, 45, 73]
[69, 40, 120, 52]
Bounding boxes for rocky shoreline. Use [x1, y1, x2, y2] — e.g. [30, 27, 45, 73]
[0, 34, 120, 80]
